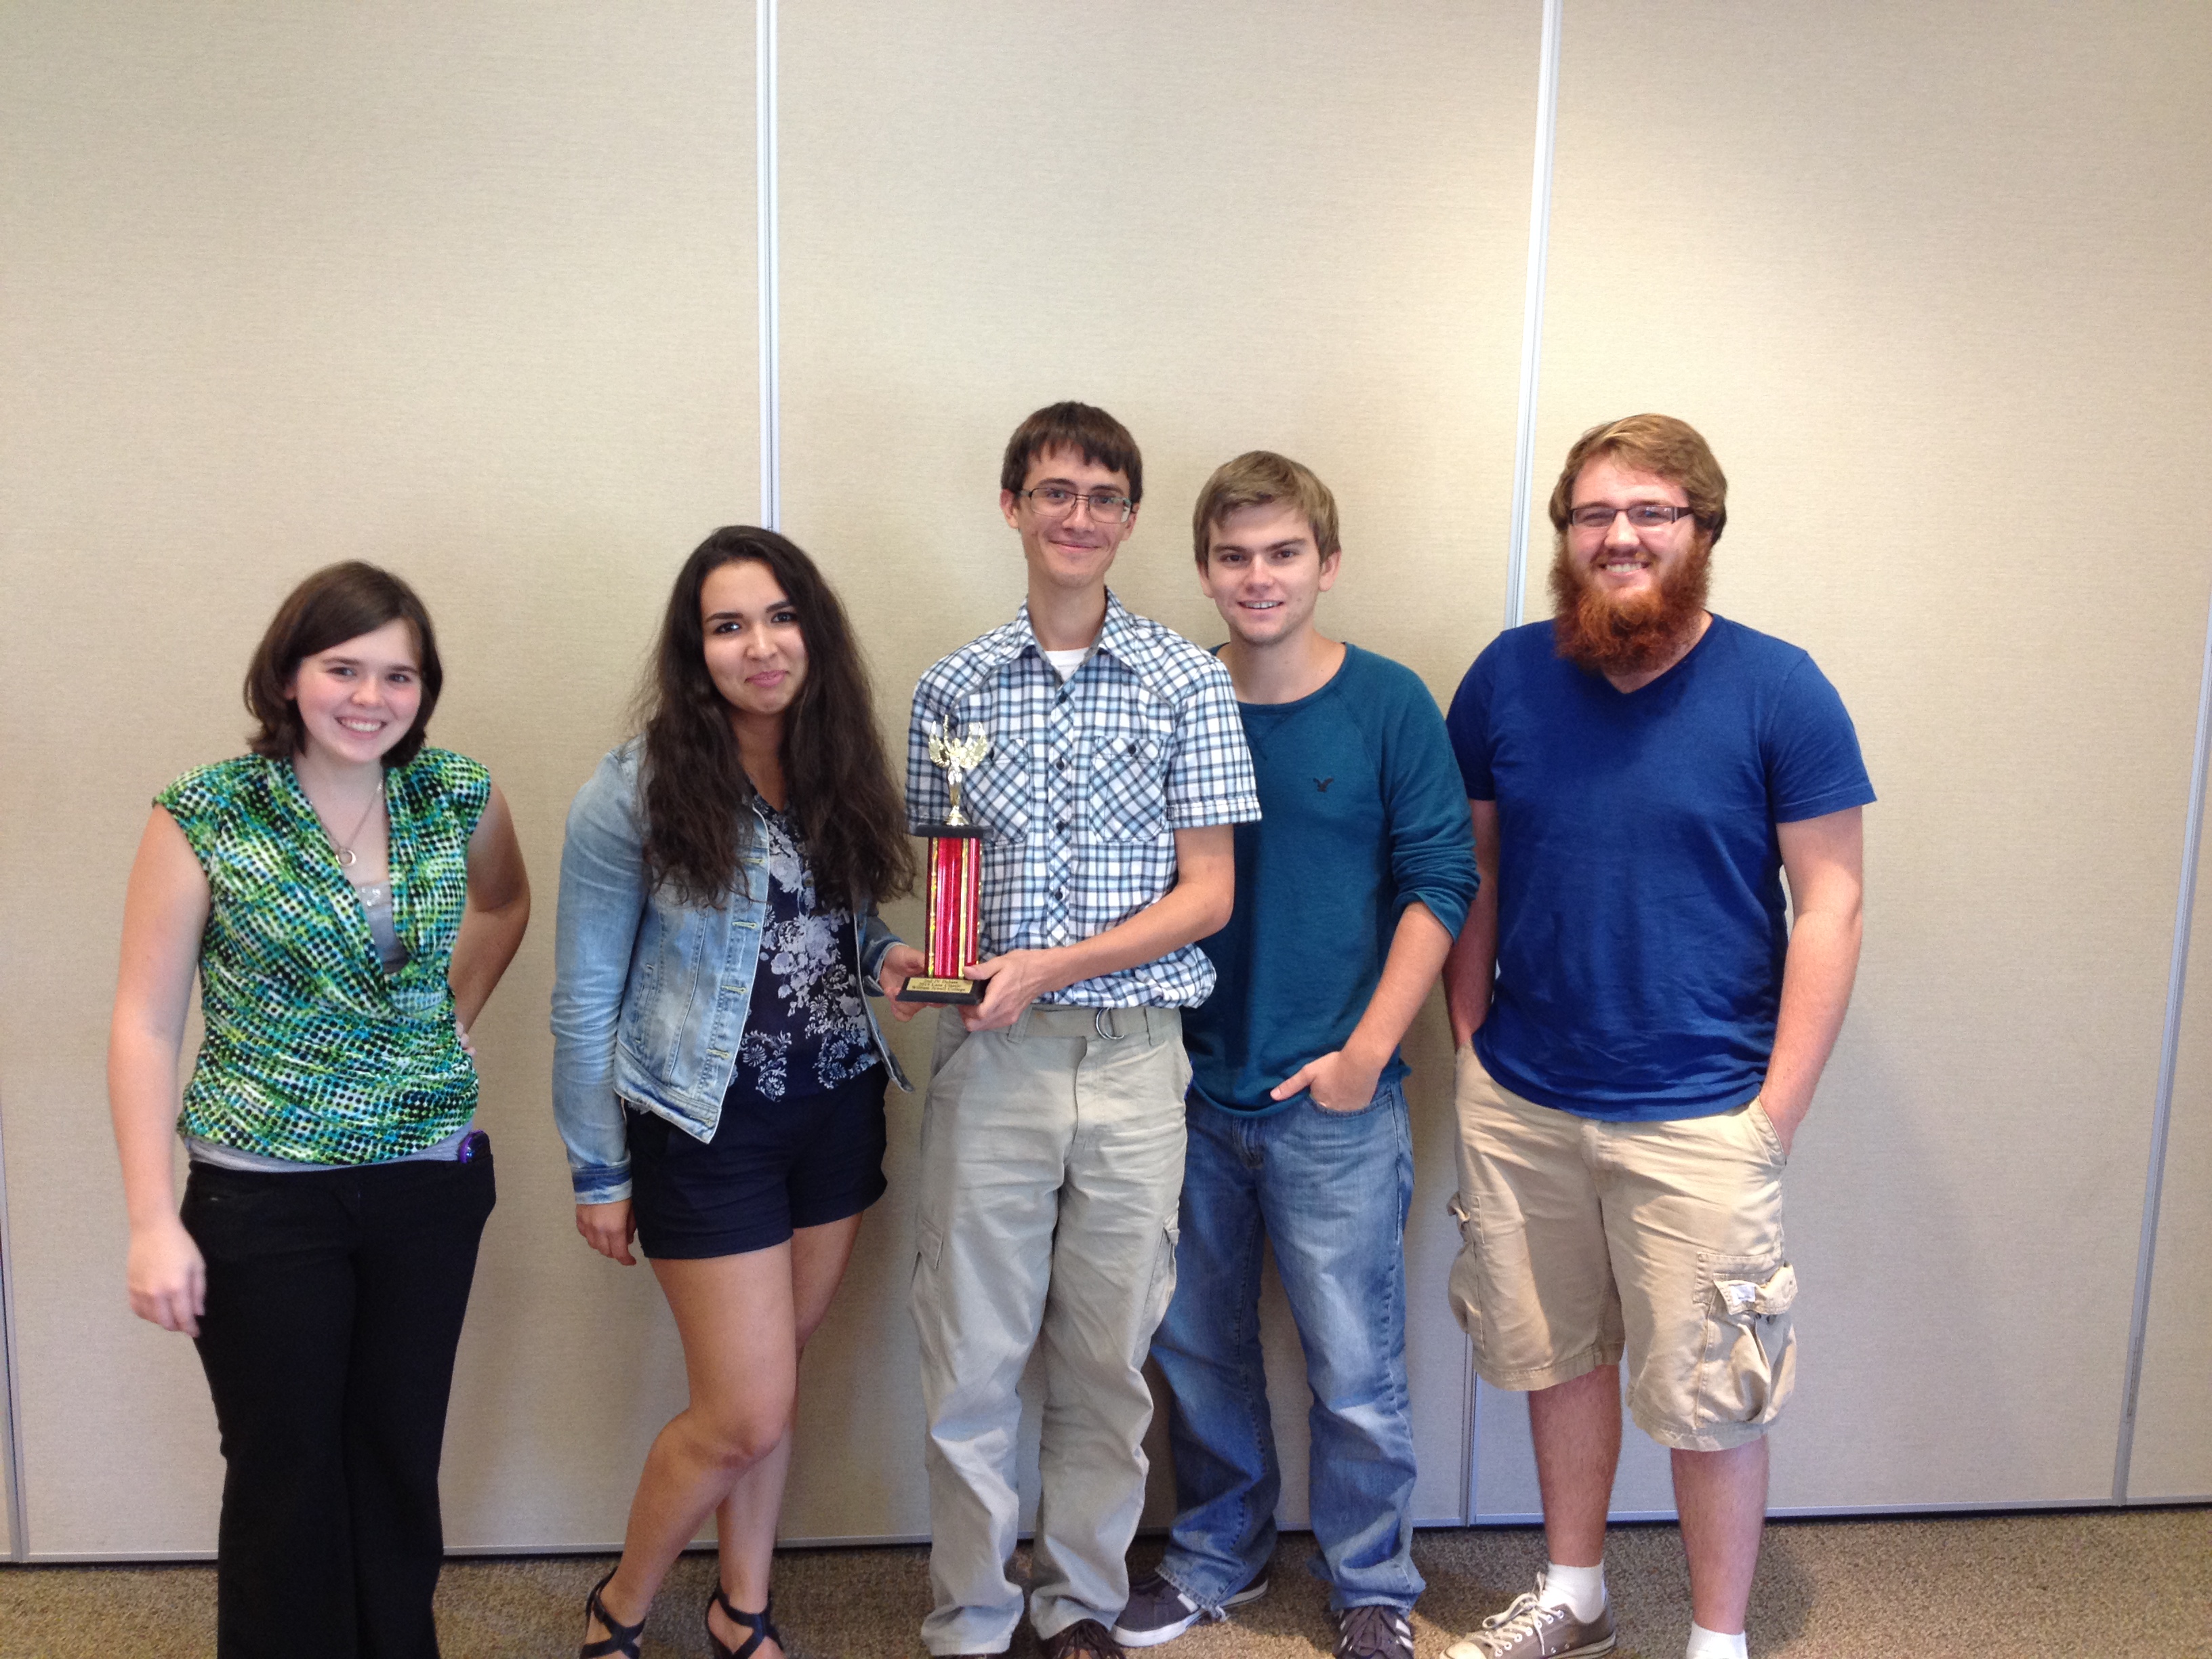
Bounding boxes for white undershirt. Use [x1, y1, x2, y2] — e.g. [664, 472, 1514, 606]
[1042, 646, 1089, 682]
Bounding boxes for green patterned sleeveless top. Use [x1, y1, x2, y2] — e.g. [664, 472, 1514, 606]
[156, 748, 491, 1164]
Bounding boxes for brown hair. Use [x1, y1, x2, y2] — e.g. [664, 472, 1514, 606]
[1191, 450, 1340, 566]
[243, 561, 443, 769]
[637, 527, 914, 912]
[1547, 413, 1729, 549]
[1000, 401, 1144, 504]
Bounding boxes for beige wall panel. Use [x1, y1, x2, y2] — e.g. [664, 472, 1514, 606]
[1477, 0, 2212, 1518]
[0, 2, 759, 1553]
[2131, 775, 2212, 1501]
[775, 0, 1539, 1539]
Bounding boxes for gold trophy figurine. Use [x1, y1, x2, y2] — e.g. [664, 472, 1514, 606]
[929, 720, 991, 827]
[901, 720, 991, 1004]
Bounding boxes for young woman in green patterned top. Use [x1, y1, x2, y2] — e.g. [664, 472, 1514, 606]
[108, 562, 530, 1659]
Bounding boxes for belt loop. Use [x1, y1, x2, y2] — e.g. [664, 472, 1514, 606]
[1012, 1004, 1034, 1043]
[1144, 1006, 1160, 1043]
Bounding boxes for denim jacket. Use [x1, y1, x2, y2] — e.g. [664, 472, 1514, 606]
[551, 741, 911, 1205]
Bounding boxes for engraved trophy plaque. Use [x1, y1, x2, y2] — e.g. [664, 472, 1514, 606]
[899, 720, 990, 1005]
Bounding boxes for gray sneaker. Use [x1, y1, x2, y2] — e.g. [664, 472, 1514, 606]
[1335, 1603, 1416, 1659]
[1112, 1571, 1269, 1647]
[1443, 1576, 1616, 1659]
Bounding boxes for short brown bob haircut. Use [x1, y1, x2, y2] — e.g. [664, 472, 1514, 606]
[1548, 413, 1728, 549]
[244, 561, 443, 769]
[1192, 450, 1340, 567]
[1000, 401, 1144, 504]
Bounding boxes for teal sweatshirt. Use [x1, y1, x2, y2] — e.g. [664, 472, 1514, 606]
[1184, 643, 1478, 1113]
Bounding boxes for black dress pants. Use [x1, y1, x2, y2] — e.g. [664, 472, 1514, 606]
[181, 1148, 496, 1659]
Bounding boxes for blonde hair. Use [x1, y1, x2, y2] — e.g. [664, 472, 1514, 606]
[1191, 450, 1340, 566]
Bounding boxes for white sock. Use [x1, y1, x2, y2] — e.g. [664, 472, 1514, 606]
[1537, 1561, 1605, 1622]
[1685, 1622, 1747, 1659]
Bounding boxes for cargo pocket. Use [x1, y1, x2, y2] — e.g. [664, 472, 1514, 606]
[1133, 1221, 1181, 1366]
[915, 1214, 945, 1277]
[1445, 1193, 1483, 1343]
[912, 1214, 949, 1374]
[1692, 1253, 1798, 1434]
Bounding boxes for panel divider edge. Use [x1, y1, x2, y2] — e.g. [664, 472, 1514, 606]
[2113, 580, 2212, 1502]
[1500, 0, 1563, 632]
[1468, 0, 1567, 1526]
[757, 0, 782, 527]
[0, 1090, 26, 1558]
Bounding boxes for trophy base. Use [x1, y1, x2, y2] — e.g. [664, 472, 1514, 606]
[897, 976, 985, 1006]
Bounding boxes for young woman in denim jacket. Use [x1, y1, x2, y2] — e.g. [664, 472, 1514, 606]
[555, 527, 924, 1659]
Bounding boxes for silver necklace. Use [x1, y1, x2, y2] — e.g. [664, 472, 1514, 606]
[312, 785, 382, 868]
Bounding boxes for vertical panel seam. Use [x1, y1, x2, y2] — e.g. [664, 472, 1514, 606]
[2114, 581, 2212, 1502]
[1501, 0, 1563, 631]
[0, 1092, 28, 1558]
[1469, 0, 1564, 1524]
[756, 0, 781, 529]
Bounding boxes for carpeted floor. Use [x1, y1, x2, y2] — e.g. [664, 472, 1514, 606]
[3, 1510, 2207, 1658]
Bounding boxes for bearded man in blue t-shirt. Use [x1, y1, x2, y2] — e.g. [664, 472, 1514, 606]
[1439, 415, 1872, 1659]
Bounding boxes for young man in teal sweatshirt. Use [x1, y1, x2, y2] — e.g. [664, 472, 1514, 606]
[1116, 452, 1477, 1659]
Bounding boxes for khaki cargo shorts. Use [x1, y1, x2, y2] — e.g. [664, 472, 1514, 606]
[1448, 1044, 1797, 1452]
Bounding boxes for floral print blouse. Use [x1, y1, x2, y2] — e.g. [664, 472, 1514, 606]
[733, 806, 876, 1101]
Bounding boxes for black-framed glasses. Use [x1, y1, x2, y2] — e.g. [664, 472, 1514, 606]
[1568, 502, 1698, 532]
[1017, 485, 1134, 525]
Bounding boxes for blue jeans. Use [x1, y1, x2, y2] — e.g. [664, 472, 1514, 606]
[1149, 1080, 1423, 1614]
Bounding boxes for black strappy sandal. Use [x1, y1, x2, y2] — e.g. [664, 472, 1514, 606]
[581, 1568, 649, 1659]
[707, 1585, 784, 1659]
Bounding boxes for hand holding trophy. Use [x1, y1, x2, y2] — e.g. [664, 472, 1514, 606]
[899, 719, 990, 1004]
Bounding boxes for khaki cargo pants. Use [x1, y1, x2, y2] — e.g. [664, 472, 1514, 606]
[912, 1004, 1189, 1654]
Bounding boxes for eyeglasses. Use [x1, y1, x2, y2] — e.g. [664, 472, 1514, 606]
[1568, 502, 1698, 532]
[1017, 486, 1135, 525]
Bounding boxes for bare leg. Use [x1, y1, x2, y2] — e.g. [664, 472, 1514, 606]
[1672, 1437, 1767, 1635]
[1526, 1363, 1622, 1568]
[584, 1245, 802, 1646]
[707, 1214, 866, 1655]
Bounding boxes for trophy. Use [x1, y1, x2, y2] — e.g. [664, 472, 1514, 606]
[899, 719, 991, 1005]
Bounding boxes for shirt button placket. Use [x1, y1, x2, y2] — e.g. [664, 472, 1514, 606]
[1046, 692, 1076, 939]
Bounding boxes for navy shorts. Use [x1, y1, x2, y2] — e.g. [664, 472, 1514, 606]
[626, 1064, 888, 1259]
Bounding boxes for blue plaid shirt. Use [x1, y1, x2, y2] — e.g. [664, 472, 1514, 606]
[908, 592, 1260, 1008]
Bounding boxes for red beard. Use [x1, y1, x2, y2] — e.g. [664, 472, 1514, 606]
[1549, 539, 1711, 677]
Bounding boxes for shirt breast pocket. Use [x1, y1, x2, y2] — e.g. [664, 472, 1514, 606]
[1087, 721, 1173, 842]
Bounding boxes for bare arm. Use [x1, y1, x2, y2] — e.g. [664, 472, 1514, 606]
[1761, 806, 1865, 1151]
[108, 810, 211, 1336]
[1273, 901, 1453, 1111]
[448, 782, 530, 1033]
[960, 824, 1237, 1032]
[1442, 799, 1499, 1046]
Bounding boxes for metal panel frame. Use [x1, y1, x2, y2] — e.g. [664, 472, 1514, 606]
[0, 1088, 26, 1560]
[2114, 584, 2212, 1503]
[756, 0, 782, 529]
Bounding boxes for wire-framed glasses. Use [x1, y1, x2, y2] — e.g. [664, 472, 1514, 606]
[1017, 486, 1134, 525]
[1568, 502, 1698, 532]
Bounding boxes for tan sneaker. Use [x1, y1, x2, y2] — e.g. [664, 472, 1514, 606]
[1443, 1577, 1616, 1659]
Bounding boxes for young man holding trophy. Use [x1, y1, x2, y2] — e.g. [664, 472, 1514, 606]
[1115, 453, 1476, 1659]
[902, 403, 1259, 1659]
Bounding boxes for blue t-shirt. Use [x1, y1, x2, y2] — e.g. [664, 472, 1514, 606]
[1186, 644, 1479, 1113]
[1446, 615, 1874, 1122]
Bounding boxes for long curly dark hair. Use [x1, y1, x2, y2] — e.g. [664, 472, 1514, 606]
[638, 527, 914, 912]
